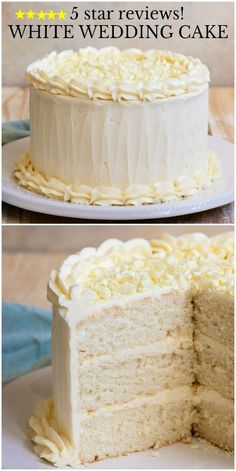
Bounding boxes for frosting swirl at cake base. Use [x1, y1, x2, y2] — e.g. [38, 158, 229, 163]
[28, 398, 79, 467]
[14, 151, 220, 206]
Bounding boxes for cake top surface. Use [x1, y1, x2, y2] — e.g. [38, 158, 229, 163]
[48, 233, 234, 314]
[27, 47, 209, 102]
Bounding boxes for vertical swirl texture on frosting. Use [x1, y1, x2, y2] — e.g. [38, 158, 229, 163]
[26, 47, 210, 102]
[48, 233, 234, 310]
[19, 54, 213, 205]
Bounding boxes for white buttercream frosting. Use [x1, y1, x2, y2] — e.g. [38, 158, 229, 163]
[17, 49, 216, 207]
[16, 63, 217, 206]
[48, 233, 234, 310]
[14, 150, 220, 206]
[27, 47, 210, 102]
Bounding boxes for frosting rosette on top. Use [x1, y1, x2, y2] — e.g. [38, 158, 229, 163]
[27, 47, 210, 102]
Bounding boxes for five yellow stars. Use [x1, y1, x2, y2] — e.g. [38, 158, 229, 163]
[15, 10, 67, 20]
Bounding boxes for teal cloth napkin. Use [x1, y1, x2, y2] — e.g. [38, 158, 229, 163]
[2, 303, 51, 385]
[2, 119, 30, 145]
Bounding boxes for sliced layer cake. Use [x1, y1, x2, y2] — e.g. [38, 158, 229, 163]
[28, 233, 234, 466]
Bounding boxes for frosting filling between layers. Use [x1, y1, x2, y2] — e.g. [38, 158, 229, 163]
[14, 150, 220, 206]
[29, 386, 193, 466]
[29, 385, 233, 466]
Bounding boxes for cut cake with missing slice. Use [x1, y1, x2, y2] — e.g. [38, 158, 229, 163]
[28, 233, 234, 466]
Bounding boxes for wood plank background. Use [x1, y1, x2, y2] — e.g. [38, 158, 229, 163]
[2, 86, 234, 224]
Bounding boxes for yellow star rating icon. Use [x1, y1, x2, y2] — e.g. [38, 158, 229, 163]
[37, 10, 46, 20]
[57, 10, 67, 20]
[15, 9, 24, 19]
[26, 9, 35, 19]
[47, 10, 56, 20]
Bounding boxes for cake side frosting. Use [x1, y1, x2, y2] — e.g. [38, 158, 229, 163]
[27, 48, 210, 102]
[14, 150, 220, 206]
[17, 60, 218, 207]
[16, 85, 214, 197]
[48, 233, 234, 312]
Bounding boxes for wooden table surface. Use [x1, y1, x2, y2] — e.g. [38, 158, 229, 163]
[2, 86, 234, 224]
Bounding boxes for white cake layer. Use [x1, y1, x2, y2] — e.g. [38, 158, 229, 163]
[78, 337, 193, 409]
[51, 288, 234, 464]
[195, 332, 233, 399]
[194, 386, 234, 451]
[193, 291, 234, 347]
[77, 292, 193, 357]
[78, 386, 193, 463]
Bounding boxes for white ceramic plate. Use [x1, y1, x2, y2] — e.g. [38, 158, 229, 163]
[3, 367, 234, 469]
[2, 136, 234, 220]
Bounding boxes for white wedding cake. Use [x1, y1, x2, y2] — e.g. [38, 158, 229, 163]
[14, 48, 220, 205]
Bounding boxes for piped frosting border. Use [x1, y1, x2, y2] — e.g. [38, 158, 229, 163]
[28, 398, 79, 467]
[26, 47, 210, 102]
[14, 151, 220, 206]
[48, 232, 234, 312]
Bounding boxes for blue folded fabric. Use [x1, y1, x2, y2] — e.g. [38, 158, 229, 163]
[2, 303, 51, 385]
[2, 119, 30, 145]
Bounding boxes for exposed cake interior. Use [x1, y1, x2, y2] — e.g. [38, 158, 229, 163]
[28, 233, 234, 466]
[193, 289, 234, 450]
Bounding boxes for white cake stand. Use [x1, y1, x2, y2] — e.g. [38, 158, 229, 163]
[3, 367, 234, 469]
[2, 136, 234, 220]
